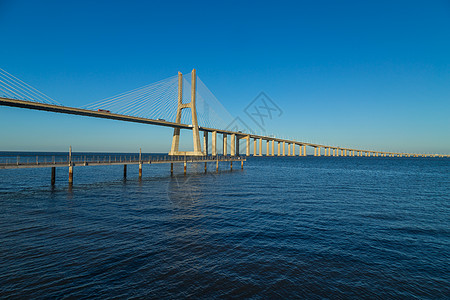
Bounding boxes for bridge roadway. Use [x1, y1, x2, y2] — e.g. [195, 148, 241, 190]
[0, 97, 447, 158]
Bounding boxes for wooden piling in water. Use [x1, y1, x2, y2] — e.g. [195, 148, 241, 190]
[51, 167, 55, 185]
[68, 166, 73, 184]
[123, 164, 127, 179]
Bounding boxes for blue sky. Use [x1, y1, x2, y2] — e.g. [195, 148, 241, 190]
[0, 0, 449, 154]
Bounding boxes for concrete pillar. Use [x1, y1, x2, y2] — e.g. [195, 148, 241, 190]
[303, 145, 306, 156]
[236, 136, 240, 156]
[123, 164, 127, 179]
[282, 142, 286, 156]
[231, 134, 235, 156]
[212, 131, 217, 156]
[253, 139, 257, 156]
[51, 167, 56, 185]
[287, 144, 291, 156]
[336, 149, 340, 157]
[203, 131, 208, 155]
[278, 142, 281, 156]
[314, 147, 317, 156]
[259, 138, 262, 156]
[292, 144, 295, 156]
[246, 136, 250, 156]
[266, 140, 270, 156]
[223, 134, 227, 156]
[318, 147, 321, 157]
[272, 140, 275, 156]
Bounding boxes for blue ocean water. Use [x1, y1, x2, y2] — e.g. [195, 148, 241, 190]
[0, 154, 449, 298]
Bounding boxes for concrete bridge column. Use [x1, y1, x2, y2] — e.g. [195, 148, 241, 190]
[212, 131, 217, 156]
[203, 131, 208, 155]
[287, 144, 291, 156]
[272, 140, 275, 156]
[292, 144, 296, 156]
[266, 140, 270, 156]
[337, 149, 340, 157]
[314, 147, 317, 156]
[282, 142, 286, 156]
[223, 134, 227, 156]
[236, 136, 240, 156]
[302, 145, 305, 156]
[318, 147, 321, 157]
[277, 142, 281, 156]
[246, 136, 250, 156]
[259, 138, 262, 156]
[253, 138, 257, 156]
[230, 134, 235, 156]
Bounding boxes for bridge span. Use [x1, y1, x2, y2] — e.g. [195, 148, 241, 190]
[0, 95, 445, 159]
[0, 68, 448, 185]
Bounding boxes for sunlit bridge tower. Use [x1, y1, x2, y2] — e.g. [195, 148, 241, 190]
[169, 69, 205, 156]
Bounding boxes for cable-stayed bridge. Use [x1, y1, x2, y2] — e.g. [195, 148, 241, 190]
[0, 67, 447, 179]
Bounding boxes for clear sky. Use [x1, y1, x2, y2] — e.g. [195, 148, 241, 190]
[0, 0, 449, 154]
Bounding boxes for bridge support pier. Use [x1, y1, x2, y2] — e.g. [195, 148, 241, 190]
[272, 140, 275, 156]
[266, 140, 270, 156]
[282, 142, 286, 156]
[292, 144, 295, 156]
[223, 134, 227, 156]
[278, 142, 281, 156]
[212, 131, 217, 156]
[253, 139, 257, 156]
[203, 131, 209, 156]
[245, 136, 250, 156]
[231, 134, 235, 156]
[51, 167, 56, 185]
[259, 139, 262, 156]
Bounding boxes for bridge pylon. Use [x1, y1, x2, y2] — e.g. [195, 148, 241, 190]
[169, 69, 205, 156]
